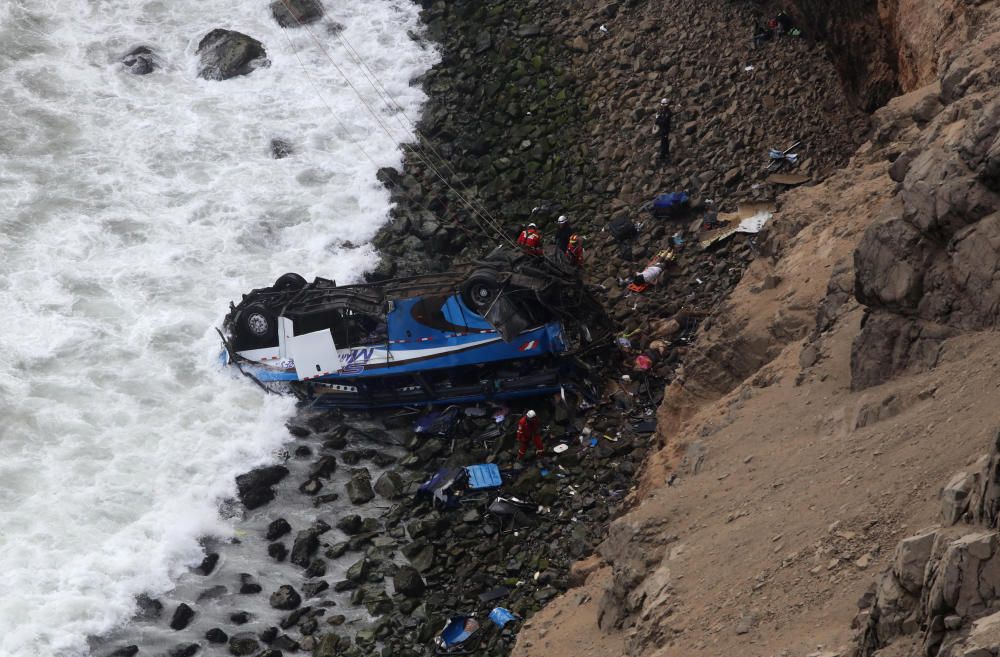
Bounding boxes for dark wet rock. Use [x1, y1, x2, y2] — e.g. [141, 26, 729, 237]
[104, 646, 139, 657]
[310, 455, 338, 479]
[235, 465, 288, 510]
[169, 603, 195, 630]
[268, 542, 288, 562]
[194, 552, 219, 575]
[313, 633, 340, 657]
[286, 423, 310, 437]
[239, 573, 262, 594]
[325, 542, 348, 559]
[333, 579, 357, 592]
[345, 469, 375, 504]
[290, 525, 326, 567]
[258, 650, 283, 657]
[259, 626, 279, 643]
[166, 644, 199, 657]
[270, 138, 293, 159]
[299, 477, 323, 495]
[302, 579, 329, 598]
[230, 610, 251, 624]
[346, 557, 370, 583]
[196, 29, 270, 81]
[121, 46, 156, 75]
[228, 632, 259, 656]
[294, 445, 312, 458]
[336, 514, 363, 534]
[270, 0, 324, 28]
[196, 585, 227, 602]
[374, 471, 405, 499]
[401, 539, 435, 573]
[272, 633, 300, 650]
[266, 518, 292, 541]
[270, 584, 302, 610]
[393, 565, 426, 597]
[305, 558, 327, 577]
[312, 492, 340, 507]
[205, 628, 228, 643]
[134, 594, 163, 620]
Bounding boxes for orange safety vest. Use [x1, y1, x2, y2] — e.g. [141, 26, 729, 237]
[566, 244, 584, 267]
[517, 229, 543, 256]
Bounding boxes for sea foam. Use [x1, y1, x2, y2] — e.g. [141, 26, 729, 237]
[0, 1, 436, 654]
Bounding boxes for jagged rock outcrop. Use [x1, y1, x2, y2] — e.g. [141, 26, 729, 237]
[196, 29, 270, 81]
[856, 429, 1000, 657]
[851, 31, 1000, 388]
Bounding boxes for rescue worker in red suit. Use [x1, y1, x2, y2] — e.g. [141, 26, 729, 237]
[516, 409, 544, 459]
[517, 222, 543, 256]
[565, 234, 584, 268]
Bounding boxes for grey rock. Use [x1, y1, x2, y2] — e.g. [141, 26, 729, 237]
[942, 472, 975, 525]
[345, 470, 375, 505]
[373, 471, 405, 499]
[228, 632, 259, 656]
[270, 0, 324, 28]
[269, 585, 302, 610]
[196, 29, 270, 81]
[393, 566, 425, 597]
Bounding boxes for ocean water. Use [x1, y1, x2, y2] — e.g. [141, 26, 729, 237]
[0, 1, 436, 655]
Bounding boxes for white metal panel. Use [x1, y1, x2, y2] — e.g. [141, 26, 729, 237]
[278, 316, 295, 359]
[287, 329, 340, 380]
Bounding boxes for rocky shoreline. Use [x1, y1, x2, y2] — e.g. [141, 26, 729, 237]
[93, 1, 875, 656]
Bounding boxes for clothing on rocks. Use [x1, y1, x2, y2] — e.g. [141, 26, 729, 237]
[634, 263, 664, 286]
[517, 226, 543, 256]
[516, 414, 543, 459]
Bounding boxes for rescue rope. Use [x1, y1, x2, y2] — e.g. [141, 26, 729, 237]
[275, 0, 519, 249]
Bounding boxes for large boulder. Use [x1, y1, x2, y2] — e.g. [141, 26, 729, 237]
[270, 0, 324, 28]
[196, 29, 270, 81]
[235, 465, 288, 509]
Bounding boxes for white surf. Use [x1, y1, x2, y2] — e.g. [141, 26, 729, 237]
[0, 1, 436, 654]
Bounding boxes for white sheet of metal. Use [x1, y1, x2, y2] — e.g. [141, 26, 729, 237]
[287, 329, 340, 380]
[278, 316, 295, 359]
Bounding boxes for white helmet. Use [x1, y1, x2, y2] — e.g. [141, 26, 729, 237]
[527, 222, 537, 229]
[557, 215, 568, 224]
[526, 410, 536, 418]
[660, 98, 668, 106]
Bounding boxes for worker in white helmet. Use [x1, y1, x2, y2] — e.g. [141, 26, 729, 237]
[516, 409, 544, 460]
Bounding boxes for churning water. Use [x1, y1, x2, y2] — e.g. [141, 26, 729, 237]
[0, 1, 435, 654]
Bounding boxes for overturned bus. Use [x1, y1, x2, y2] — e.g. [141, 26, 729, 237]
[219, 249, 610, 409]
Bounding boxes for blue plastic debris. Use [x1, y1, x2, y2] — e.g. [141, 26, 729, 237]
[465, 463, 502, 490]
[435, 616, 481, 654]
[488, 607, 520, 629]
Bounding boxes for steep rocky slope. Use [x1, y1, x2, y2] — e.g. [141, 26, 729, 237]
[514, 2, 1000, 657]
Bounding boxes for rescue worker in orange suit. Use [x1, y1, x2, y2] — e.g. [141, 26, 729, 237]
[565, 234, 584, 268]
[516, 409, 544, 459]
[517, 222, 543, 256]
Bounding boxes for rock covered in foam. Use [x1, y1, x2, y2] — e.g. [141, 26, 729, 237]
[121, 46, 156, 75]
